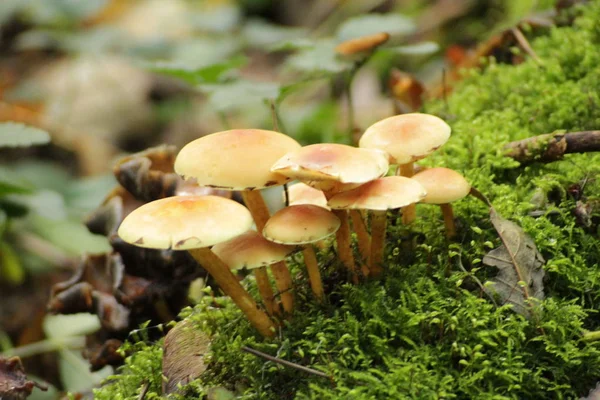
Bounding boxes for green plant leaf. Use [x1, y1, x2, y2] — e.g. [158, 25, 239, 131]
[0, 122, 50, 147]
[482, 208, 545, 317]
[30, 216, 111, 255]
[285, 39, 351, 74]
[201, 80, 280, 111]
[385, 41, 439, 56]
[147, 55, 247, 85]
[0, 242, 25, 285]
[336, 14, 415, 42]
[242, 19, 307, 48]
[0, 181, 31, 196]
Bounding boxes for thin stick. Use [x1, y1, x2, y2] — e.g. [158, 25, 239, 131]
[454, 252, 498, 307]
[302, 245, 324, 302]
[332, 209, 358, 283]
[138, 381, 150, 400]
[241, 346, 330, 379]
[349, 210, 371, 266]
[504, 131, 600, 164]
[189, 248, 275, 337]
[399, 163, 417, 224]
[440, 203, 456, 239]
[270, 260, 294, 315]
[242, 190, 293, 316]
[511, 27, 542, 65]
[369, 210, 387, 277]
[270, 100, 280, 132]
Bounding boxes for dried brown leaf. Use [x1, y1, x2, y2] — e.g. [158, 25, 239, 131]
[162, 318, 211, 395]
[483, 208, 545, 317]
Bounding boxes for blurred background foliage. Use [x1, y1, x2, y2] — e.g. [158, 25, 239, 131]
[0, 0, 558, 397]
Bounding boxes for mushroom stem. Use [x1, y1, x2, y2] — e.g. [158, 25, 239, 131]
[188, 247, 275, 338]
[369, 210, 387, 277]
[440, 203, 456, 239]
[398, 162, 417, 225]
[242, 190, 293, 315]
[332, 209, 358, 283]
[349, 209, 371, 272]
[270, 260, 294, 315]
[302, 245, 325, 302]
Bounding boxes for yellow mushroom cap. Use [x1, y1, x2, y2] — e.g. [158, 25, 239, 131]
[287, 182, 329, 209]
[327, 176, 426, 211]
[411, 167, 471, 204]
[117, 195, 253, 250]
[335, 32, 390, 56]
[271, 143, 389, 188]
[263, 205, 341, 245]
[359, 113, 451, 165]
[175, 129, 301, 190]
[211, 230, 295, 270]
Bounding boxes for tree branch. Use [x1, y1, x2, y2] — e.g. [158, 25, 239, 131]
[504, 131, 600, 164]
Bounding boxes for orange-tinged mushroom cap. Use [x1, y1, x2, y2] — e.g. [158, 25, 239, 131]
[175, 129, 301, 190]
[117, 195, 253, 250]
[411, 167, 470, 204]
[327, 176, 426, 211]
[271, 143, 389, 188]
[287, 182, 329, 209]
[211, 230, 295, 270]
[359, 113, 450, 164]
[263, 204, 341, 245]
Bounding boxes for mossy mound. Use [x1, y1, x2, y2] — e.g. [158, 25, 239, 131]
[95, 2, 600, 399]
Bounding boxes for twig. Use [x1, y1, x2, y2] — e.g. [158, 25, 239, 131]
[270, 100, 280, 132]
[455, 252, 498, 307]
[241, 346, 331, 379]
[138, 381, 150, 400]
[504, 131, 600, 164]
[510, 27, 542, 65]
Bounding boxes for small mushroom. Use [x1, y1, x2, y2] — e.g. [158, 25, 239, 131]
[271, 143, 389, 282]
[117, 195, 275, 337]
[263, 205, 341, 302]
[175, 129, 301, 315]
[328, 176, 426, 277]
[359, 113, 451, 224]
[212, 230, 296, 317]
[287, 182, 329, 209]
[411, 167, 471, 239]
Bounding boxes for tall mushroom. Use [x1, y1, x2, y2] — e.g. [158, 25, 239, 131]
[328, 176, 426, 277]
[271, 143, 389, 282]
[411, 167, 471, 239]
[117, 195, 275, 337]
[263, 205, 341, 302]
[359, 113, 451, 224]
[175, 129, 301, 316]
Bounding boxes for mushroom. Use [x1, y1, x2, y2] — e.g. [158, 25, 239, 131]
[263, 205, 341, 302]
[175, 129, 301, 316]
[287, 182, 329, 209]
[411, 167, 471, 239]
[328, 176, 426, 277]
[212, 231, 297, 316]
[359, 113, 451, 224]
[271, 143, 389, 281]
[117, 195, 275, 337]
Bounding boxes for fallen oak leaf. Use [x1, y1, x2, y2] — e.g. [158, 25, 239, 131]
[483, 208, 545, 317]
[162, 318, 211, 395]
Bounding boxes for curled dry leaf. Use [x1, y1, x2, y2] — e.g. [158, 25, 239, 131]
[0, 356, 47, 400]
[483, 208, 545, 317]
[162, 318, 211, 395]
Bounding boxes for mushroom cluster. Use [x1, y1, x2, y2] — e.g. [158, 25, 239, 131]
[115, 116, 470, 337]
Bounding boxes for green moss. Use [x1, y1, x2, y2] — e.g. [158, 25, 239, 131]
[95, 2, 600, 399]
